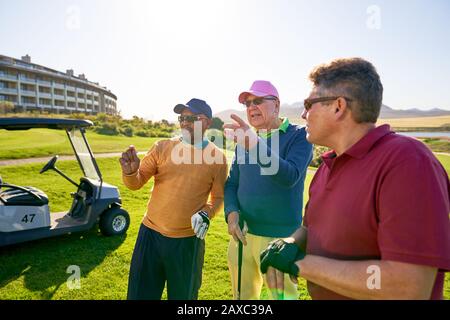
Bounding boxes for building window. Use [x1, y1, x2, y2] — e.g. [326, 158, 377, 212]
[22, 96, 36, 104]
[54, 88, 64, 96]
[54, 100, 65, 107]
[39, 86, 51, 93]
[39, 98, 51, 105]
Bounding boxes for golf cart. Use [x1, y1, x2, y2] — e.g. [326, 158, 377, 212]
[0, 118, 130, 247]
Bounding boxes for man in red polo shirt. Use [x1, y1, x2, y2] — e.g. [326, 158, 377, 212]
[260, 57, 450, 299]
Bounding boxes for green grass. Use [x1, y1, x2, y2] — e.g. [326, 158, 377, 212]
[0, 157, 311, 300]
[0, 128, 160, 160]
[436, 154, 450, 175]
[419, 138, 450, 153]
[0, 156, 448, 300]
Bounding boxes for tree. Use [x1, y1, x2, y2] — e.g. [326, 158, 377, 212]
[210, 117, 224, 131]
[0, 101, 14, 114]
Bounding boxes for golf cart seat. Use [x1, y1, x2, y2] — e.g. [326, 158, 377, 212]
[0, 185, 49, 206]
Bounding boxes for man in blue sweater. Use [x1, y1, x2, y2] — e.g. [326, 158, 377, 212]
[224, 80, 313, 299]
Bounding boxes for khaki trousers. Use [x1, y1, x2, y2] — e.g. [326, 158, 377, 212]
[227, 233, 298, 300]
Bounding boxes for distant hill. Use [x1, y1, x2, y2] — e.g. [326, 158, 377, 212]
[215, 103, 450, 122]
[379, 105, 450, 118]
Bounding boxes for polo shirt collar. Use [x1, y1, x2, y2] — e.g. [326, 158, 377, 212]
[322, 124, 393, 162]
[258, 117, 289, 139]
[344, 124, 393, 159]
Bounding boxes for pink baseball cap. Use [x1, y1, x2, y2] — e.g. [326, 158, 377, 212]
[238, 80, 279, 104]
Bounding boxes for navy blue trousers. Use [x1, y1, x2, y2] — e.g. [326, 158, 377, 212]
[127, 224, 205, 300]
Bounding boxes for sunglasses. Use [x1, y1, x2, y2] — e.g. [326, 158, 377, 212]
[303, 96, 352, 111]
[243, 96, 278, 108]
[178, 115, 208, 123]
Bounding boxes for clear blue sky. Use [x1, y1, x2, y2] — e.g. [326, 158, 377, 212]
[1, 0, 449, 120]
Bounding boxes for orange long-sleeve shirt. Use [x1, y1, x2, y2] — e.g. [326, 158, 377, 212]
[122, 138, 228, 238]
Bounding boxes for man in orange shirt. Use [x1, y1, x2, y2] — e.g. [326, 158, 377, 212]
[121, 99, 228, 300]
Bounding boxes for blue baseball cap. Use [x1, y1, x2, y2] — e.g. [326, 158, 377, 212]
[174, 98, 212, 119]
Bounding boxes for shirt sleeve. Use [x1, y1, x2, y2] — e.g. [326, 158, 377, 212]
[224, 149, 240, 221]
[377, 154, 450, 271]
[122, 142, 159, 190]
[201, 158, 228, 219]
[255, 128, 313, 187]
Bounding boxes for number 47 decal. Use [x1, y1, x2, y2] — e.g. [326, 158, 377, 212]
[22, 214, 36, 223]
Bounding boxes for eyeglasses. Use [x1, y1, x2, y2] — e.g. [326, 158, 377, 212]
[178, 115, 208, 123]
[303, 96, 352, 112]
[243, 96, 278, 108]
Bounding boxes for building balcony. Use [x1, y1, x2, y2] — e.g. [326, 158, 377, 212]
[38, 104, 53, 109]
[19, 76, 36, 84]
[0, 97, 18, 103]
[22, 102, 37, 108]
[66, 85, 75, 91]
[53, 94, 65, 100]
[54, 83, 65, 89]
[0, 87, 18, 94]
[38, 92, 52, 98]
[20, 90, 36, 96]
[37, 79, 52, 86]
[0, 73, 18, 81]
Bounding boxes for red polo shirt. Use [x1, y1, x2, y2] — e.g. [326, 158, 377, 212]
[304, 125, 450, 300]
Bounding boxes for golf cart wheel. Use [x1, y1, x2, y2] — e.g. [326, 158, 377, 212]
[99, 207, 130, 236]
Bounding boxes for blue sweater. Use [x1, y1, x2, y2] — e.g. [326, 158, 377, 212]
[224, 124, 313, 237]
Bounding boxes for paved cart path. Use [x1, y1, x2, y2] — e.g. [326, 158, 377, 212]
[0, 152, 146, 167]
[2, 152, 448, 174]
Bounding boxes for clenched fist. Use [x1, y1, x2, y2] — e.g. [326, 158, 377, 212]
[119, 145, 140, 175]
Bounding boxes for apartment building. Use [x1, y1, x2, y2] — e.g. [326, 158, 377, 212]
[0, 54, 117, 115]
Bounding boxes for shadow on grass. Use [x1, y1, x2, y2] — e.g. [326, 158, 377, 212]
[0, 226, 126, 299]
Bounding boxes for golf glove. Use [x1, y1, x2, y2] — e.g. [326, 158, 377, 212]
[260, 239, 305, 277]
[191, 210, 210, 240]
